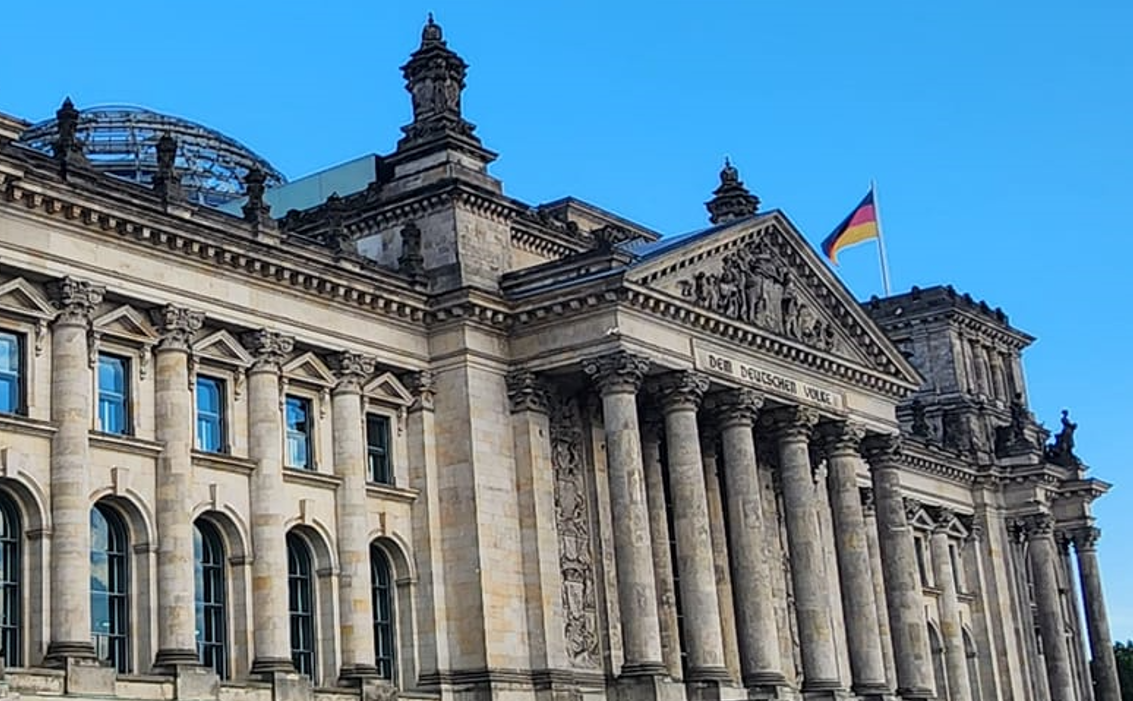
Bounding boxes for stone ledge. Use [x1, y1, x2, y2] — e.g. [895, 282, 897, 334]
[193, 450, 256, 476]
[283, 468, 343, 490]
[0, 413, 56, 438]
[91, 431, 164, 457]
[365, 483, 419, 504]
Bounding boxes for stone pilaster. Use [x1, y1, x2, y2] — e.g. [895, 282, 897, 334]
[766, 406, 841, 692]
[582, 353, 665, 677]
[861, 488, 898, 690]
[1070, 527, 1120, 701]
[818, 421, 888, 697]
[928, 512, 972, 701]
[712, 390, 786, 690]
[243, 330, 296, 676]
[44, 277, 104, 664]
[330, 351, 379, 682]
[506, 371, 569, 673]
[639, 415, 682, 680]
[1020, 514, 1076, 701]
[861, 434, 934, 700]
[653, 371, 729, 683]
[152, 305, 206, 669]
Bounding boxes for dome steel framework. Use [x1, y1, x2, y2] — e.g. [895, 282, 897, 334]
[18, 105, 287, 208]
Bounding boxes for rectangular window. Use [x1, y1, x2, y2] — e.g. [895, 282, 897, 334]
[0, 332, 23, 415]
[914, 535, 929, 586]
[195, 376, 226, 453]
[285, 396, 313, 470]
[97, 354, 130, 435]
[366, 414, 393, 485]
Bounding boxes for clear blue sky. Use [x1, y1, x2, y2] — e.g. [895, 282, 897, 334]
[4, 1, 1131, 636]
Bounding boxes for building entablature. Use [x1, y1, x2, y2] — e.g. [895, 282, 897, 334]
[866, 284, 1035, 350]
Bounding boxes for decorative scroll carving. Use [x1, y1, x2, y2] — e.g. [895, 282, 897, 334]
[150, 305, 204, 352]
[582, 352, 650, 394]
[675, 237, 840, 353]
[48, 276, 104, 327]
[817, 420, 866, 458]
[506, 370, 550, 414]
[241, 329, 294, 372]
[549, 391, 599, 668]
[402, 370, 436, 412]
[330, 351, 376, 394]
[650, 370, 710, 411]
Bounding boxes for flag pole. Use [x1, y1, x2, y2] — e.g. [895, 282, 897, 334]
[871, 179, 893, 296]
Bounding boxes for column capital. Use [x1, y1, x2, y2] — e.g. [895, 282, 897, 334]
[330, 351, 376, 394]
[241, 329, 295, 373]
[651, 371, 710, 412]
[48, 276, 105, 327]
[763, 405, 820, 441]
[860, 432, 902, 468]
[506, 370, 551, 414]
[403, 370, 436, 411]
[583, 351, 651, 394]
[707, 388, 764, 428]
[1069, 526, 1101, 552]
[816, 420, 866, 457]
[1009, 512, 1055, 541]
[966, 521, 984, 543]
[150, 305, 204, 352]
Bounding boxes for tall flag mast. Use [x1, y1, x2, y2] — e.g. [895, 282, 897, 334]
[821, 183, 892, 296]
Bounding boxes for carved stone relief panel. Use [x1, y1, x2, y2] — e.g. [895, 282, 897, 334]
[550, 390, 600, 668]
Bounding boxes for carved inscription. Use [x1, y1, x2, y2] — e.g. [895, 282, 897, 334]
[550, 392, 600, 668]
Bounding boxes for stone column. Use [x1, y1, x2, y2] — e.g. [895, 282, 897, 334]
[989, 351, 1009, 402]
[1071, 527, 1121, 701]
[928, 511, 972, 701]
[861, 434, 934, 700]
[1022, 513, 1076, 701]
[152, 305, 206, 669]
[45, 277, 104, 664]
[330, 351, 378, 681]
[640, 416, 682, 680]
[582, 353, 664, 676]
[700, 432, 740, 683]
[861, 489, 898, 690]
[767, 406, 841, 692]
[653, 371, 729, 683]
[243, 330, 296, 675]
[713, 390, 786, 689]
[818, 422, 888, 697]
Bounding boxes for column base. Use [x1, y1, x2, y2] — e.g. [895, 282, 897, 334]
[250, 656, 297, 677]
[687, 666, 732, 683]
[44, 640, 96, 666]
[894, 685, 933, 701]
[613, 672, 684, 701]
[850, 681, 892, 701]
[801, 679, 842, 692]
[154, 648, 202, 670]
[339, 664, 380, 685]
[742, 671, 787, 688]
[621, 661, 669, 678]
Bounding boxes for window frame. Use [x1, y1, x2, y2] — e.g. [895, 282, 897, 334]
[194, 520, 228, 678]
[91, 503, 130, 673]
[195, 375, 228, 454]
[0, 492, 21, 668]
[287, 532, 317, 678]
[0, 331, 26, 417]
[365, 413, 394, 486]
[370, 544, 396, 681]
[284, 394, 315, 471]
[96, 352, 133, 436]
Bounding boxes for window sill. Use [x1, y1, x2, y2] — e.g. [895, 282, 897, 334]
[366, 482, 419, 504]
[0, 413, 56, 438]
[193, 450, 255, 475]
[90, 431, 163, 457]
[283, 467, 343, 490]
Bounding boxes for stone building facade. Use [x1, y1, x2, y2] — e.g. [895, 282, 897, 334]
[0, 17, 1120, 701]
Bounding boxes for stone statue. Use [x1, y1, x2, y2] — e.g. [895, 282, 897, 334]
[1046, 409, 1080, 467]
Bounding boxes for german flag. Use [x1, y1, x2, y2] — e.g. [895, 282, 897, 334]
[821, 189, 879, 265]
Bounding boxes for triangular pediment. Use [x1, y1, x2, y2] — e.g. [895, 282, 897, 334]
[192, 330, 252, 367]
[626, 212, 920, 386]
[0, 278, 56, 320]
[363, 371, 413, 406]
[93, 305, 159, 343]
[282, 351, 336, 386]
[908, 505, 937, 531]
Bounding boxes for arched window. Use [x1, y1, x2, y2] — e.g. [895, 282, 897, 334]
[963, 629, 982, 701]
[0, 493, 21, 667]
[287, 533, 316, 677]
[91, 504, 129, 672]
[370, 545, 396, 681]
[194, 521, 227, 678]
[928, 623, 947, 700]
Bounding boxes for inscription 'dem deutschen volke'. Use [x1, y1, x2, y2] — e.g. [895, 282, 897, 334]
[694, 347, 844, 410]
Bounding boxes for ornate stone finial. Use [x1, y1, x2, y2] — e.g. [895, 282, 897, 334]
[861, 432, 902, 468]
[241, 330, 294, 372]
[398, 221, 425, 281]
[403, 369, 436, 411]
[399, 14, 480, 148]
[705, 158, 760, 225]
[47, 276, 104, 326]
[817, 420, 867, 457]
[650, 371, 711, 412]
[153, 133, 183, 203]
[582, 352, 651, 395]
[150, 305, 204, 351]
[506, 370, 552, 414]
[241, 167, 274, 230]
[707, 388, 764, 428]
[329, 351, 376, 393]
[324, 193, 357, 256]
[1045, 409, 1080, 467]
[763, 405, 821, 441]
[52, 97, 88, 175]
